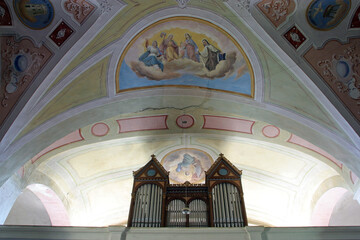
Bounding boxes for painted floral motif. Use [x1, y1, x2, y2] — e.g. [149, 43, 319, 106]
[49, 21, 74, 47]
[304, 39, 360, 121]
[0, 37, 52, 125]
[257, 0, 296, 28]
[64, 0, 95, 24]
[306, 0, 351, 30]
[284, 25, 306, 49]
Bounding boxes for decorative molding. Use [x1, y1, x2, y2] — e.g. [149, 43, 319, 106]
[0, 37, 52, 126]
[257, 0, 296, 28]
[64, 0, 95, 24]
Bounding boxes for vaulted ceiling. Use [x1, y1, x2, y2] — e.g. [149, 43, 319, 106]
[1, 0, 360, 227]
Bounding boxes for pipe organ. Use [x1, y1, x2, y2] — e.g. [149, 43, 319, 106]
[128, 153, 247, 227]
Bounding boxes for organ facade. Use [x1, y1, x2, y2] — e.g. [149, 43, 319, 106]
[128, 153, 248, 227]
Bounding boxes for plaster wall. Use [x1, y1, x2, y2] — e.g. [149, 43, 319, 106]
[5, 189, 51, 226]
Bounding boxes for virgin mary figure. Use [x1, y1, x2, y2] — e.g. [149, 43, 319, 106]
[183, 33, 199, 62]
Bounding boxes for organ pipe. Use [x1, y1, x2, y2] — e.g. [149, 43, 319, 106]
[131, 184, 162, 227]
[211, 183, 244, 227]
[129, 153, 247, 228]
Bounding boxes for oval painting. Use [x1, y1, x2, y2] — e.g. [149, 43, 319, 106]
[307, 0, 351, 30]
[116, 17, 254, 97]
[13, 0, 54, 30]
[161, 148, 214, 184]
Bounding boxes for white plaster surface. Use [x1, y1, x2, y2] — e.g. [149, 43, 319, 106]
[0, 175, 22, 224]
[5, 188, 51, 226]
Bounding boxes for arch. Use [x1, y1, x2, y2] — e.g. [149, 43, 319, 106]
[166, 199, 187, 227]
[5, 184, 70, 226]
[310, 187, 347, 226]
[189, 199, 208, 227]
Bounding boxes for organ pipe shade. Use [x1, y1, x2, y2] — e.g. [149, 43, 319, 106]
[167, 200, 186, 227]
[189, 199, 208, 227]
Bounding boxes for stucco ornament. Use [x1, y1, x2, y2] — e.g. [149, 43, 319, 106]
[175, 0, 190, 8]
[0, 37, 52, 125]
[64, 0, 95, 24]
[236, 0, 251, 11]
[257, 0, 296, 27]
[98, 0, 112, 13]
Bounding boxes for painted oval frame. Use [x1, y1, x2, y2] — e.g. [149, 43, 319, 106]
[13, 0, 54, 30]
[306, 0, 351, 31]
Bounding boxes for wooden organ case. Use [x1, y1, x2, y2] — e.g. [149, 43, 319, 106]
[128, 154, 248, 227]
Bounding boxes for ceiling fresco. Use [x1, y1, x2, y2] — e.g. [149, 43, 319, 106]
[117, 17, 254, 97]
[0, 0, 360, 228]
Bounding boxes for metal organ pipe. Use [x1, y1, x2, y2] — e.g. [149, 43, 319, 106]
[226, 183, 234, 227]
[167, 200, 186, 227]
[189, 199, 207, 227]
[132, 184, 162, 227]
[212, 183, 244, 227]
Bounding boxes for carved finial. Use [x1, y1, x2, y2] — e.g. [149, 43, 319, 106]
[219, 153, 224, 158]
[151, 154, 156, 159]
[184, 181, 191, 186]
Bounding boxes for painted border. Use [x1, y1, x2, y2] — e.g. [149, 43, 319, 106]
[202, 115, 255, 134]
[176, 114, 195, 129]
[116, 115, 169, 133]
[115, 16, 255, 98]
[262, 125, 280, 138]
